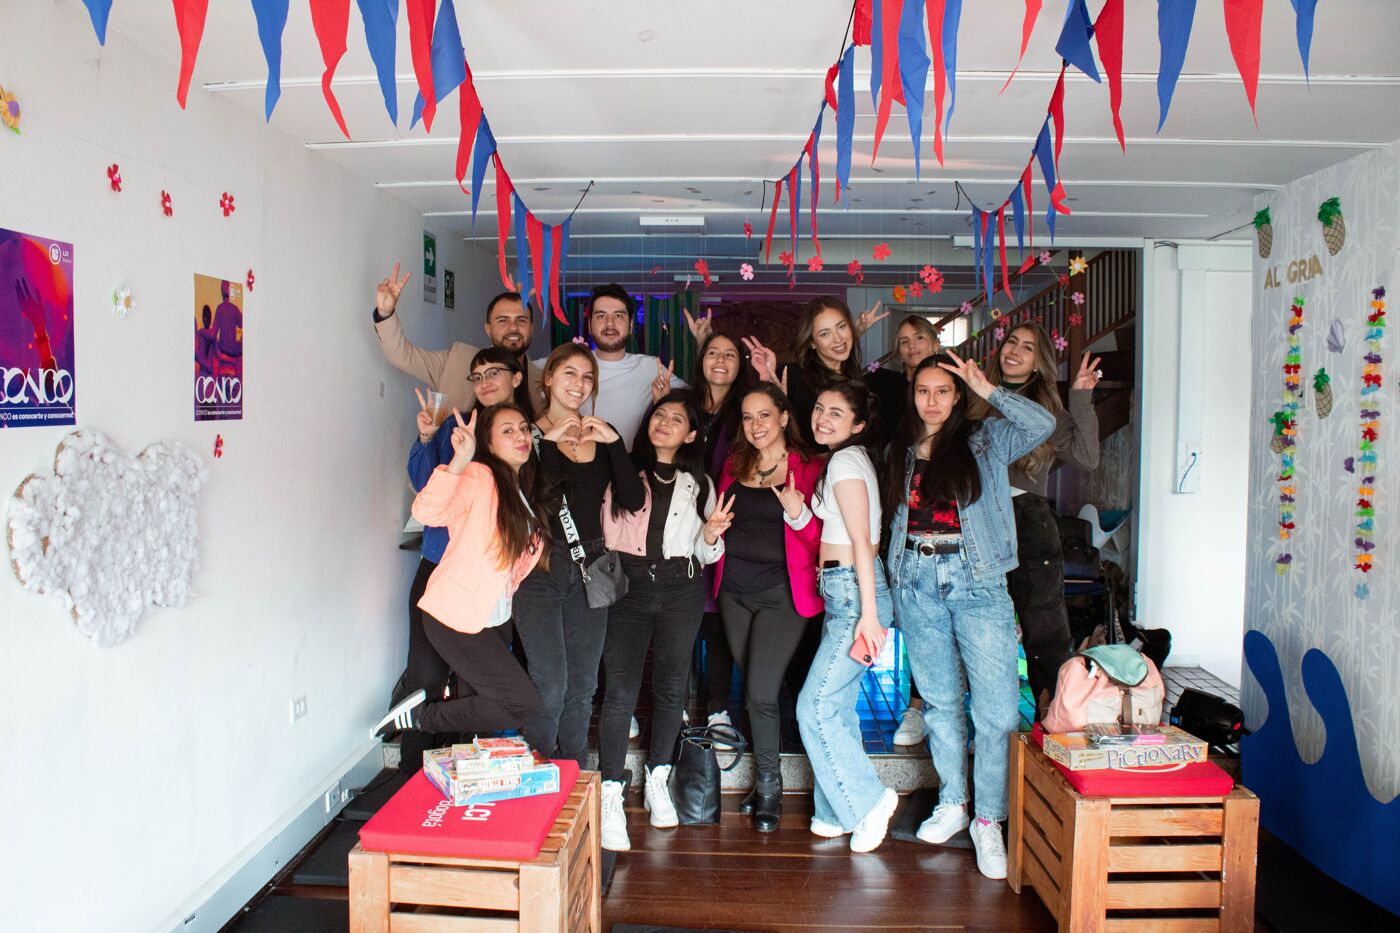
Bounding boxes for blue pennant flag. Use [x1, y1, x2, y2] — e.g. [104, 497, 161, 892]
[1008, 185, 1026, 261]
[538, 222, 554, 319]
[836, 47, 855, 206]
[943, 0, 964, 131]
[513, 193, 533, 310]
[251, 0, 290, 121]
[357, 0, 399, 125]
[1156, 0, 1198, 131]
[1289, 0, 1319, 82]
[982, 212, 996, 304]
[1032, 122, 1063, 238]
[470, 117, 497, 228]
[411, 0, 467, 128]
[971, 206, 984, 296]
[81, 0, 112, 45]
[1056, 0, 1101, 82]
[869, 0, 884, 111]
[898, 0, 931, 179]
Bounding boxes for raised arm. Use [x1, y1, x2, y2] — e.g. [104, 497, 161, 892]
[938, 351, 1054, 465]
[372, 262, 455, 389]
[1054, 352, 1102, 471]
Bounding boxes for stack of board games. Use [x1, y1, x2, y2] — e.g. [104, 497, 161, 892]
[422, 737, 561, 805]
[1041, 724, 1209, 771]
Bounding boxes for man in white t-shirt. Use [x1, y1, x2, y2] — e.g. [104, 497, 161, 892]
[584, 283, 688, 449]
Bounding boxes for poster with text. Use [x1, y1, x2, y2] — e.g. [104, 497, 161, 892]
[0, 227, 76, 429]
[194, 273, 243, 421]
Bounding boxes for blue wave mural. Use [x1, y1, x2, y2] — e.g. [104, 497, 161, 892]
[1242, 630, 1400, 917]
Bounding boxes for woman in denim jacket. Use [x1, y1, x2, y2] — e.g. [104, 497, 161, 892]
[883, 352, 1054, 881]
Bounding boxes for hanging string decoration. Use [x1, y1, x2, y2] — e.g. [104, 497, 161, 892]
[1276, 296, 1304, 574]
[1351, 287, 1385, 598]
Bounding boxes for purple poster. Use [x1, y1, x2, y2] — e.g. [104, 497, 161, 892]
[194, 273, 243, 421]
[0, 227, 76, 429]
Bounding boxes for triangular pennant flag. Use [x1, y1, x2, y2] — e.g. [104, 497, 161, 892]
[553, 219, 572, 326]
[1094, 0, 1126, 149]
[172, 0, 211, 110]
[356, 0, 399, 125]
[1000, 1, 1042, 93]
[513, 193, 533, 311]
[471, 116, 496, 227]
[405, 0, 437, 131]
[870, 0, 903, 164]
[869, 0, 885, 110]
[926, 0, 947, 164]
[835, 47, 856, 204]
[788, 162, 802, 270]
[82, 0, 113, 44]
[1033, 122, 1059, 236]
[1156, 0, 1197, 132]
[1048, 68, 1067, 162]
[854, 0, 874, 45]
[1021, 163, 1036, 259]
[971, 206, 984, 299]
[527, 211, 546, 318]
[1009, 185, 1025, 263]
[252, 0, 290, 122]
[494, 156, 514, 289]
[897, 0, 931, 179]
[456, 62, 483, 194]
[824, 60, 841, 112]
[807, 110, 823, 256]
[538, 222, 553, 317]
[308, 0, 351, 137]
[981, 210, 995, 304]
[941, 0, 963, 131]
[1222, 0, 1264, 126]
[1055, 0, 1101, 82]
[997, 207, 1011, 298]
[413, 0, 466, 128]
[764, 176, 783, 264]
[1289, 0, 1319, 82]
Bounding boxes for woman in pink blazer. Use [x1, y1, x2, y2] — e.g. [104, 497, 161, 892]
[713, 382, 824, 832]
[372, 403, 554, 741]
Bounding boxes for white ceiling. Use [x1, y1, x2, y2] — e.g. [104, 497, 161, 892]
[98, 0, 1400, 298]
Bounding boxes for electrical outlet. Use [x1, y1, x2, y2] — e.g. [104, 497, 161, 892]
[341, 786, 353, 804]
[324, 781, 342, 814]
[290, 694, 308, 722]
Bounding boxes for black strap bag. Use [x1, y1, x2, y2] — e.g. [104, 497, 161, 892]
[669, 724, 746, 825]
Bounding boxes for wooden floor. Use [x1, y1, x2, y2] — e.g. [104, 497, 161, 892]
[603, 792, 1058, 932]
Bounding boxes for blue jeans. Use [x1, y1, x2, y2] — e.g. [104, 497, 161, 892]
[797, 560, 893, 831]
[892, 546, 1019, 821]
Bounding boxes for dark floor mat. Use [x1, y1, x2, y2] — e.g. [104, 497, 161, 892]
[888, 787, 971, 849]
[342, 769, 410, 821]
[1255, 834, 1398, 932]
[290, 819, 363, 886]
[601, 849, 618, 897]
[225, 895, 348, 933]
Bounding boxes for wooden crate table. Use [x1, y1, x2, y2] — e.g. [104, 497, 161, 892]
[1008, 733, 1259, 933]
[349, 770, 600, 933]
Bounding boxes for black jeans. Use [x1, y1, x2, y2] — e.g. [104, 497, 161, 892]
[512, 540, 609, 768]
[398, 557, 447, 773]
[699, 610, 737, 716]
[418, 614, 541, 734]
[1006, 493, 1072, 711]
[719, 581, 811, 773]
[598, 557, 706, 781]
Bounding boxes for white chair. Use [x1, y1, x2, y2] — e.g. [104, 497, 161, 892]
[1078, 503, 1130, 571]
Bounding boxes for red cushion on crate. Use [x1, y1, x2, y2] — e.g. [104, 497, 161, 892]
[358, 760, 580, 860]
[1029, 725, 1235, 798]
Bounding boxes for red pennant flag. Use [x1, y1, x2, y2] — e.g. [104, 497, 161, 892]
[764, 176, 783, 264]
[854, 0, 874, 45]
[455, 62, 483, 193]
[172, 0, 210, 110]
[1222, 0, 1264, 126]
[308, 0, 351, 138]
[526, 212, 546, 315]
[1000, 0, 1043, 93]
[787, 164, 800, 265]
[1048, 68, 1067, 162]
[824, 61, 841, 112]
[926, 0, 947, 165]
[1094, 0, 1126, 150]
[406, 0, 437, 131]
[997, 207, 1011, 297]
[1018, 164, 1037, 272]
[870, 0, 903, 164]
[549, 225, 567, 324]
[493, 156, 514, 290]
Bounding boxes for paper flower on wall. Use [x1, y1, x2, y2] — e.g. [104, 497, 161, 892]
[910, 282, 923, 298]
[1038, 250, 1051, 265]
[213, 434, 224, 459]
[743, 220, 753, 240]
[892, 286, 907, 304]
[107, 164, 122, 192]
[111, 287, 134, 319]
[694, 259, 711, 287]
[246, 269, 255, 292]
[161, 190, 173, 217]
[1069, 256, 1088, 276]
[219, 191, 236, 217]
[919, 265, 944, 292]
[1071, 291, 1085, 306]
[990, 308, 1002, 320]
[1054, 334, 1068, 351]
[959, 301, 972, 315]
[866, 359, 880, 373]
[6, 430, 208, 647]
[1057, 273, 1070, 286]
[778, 250, 794, 269]
[872, 243, 892, 261]
[739, 263, 754, 281]
[0, 84, 20, 134]
[807, 254, 823, 273]
[846, 260, 864, 284]
[1068, 312, 1083, 326]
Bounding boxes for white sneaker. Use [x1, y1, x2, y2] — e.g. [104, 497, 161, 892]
[600, 780, 631, 852]
[809, 817, 847, 838]
[850, 787, 900, 853]
[916, 802, 970, 845]
[892, 706, 927, 746]
[629, 716, 641, 739]
[644, 765, 678, 828]
[969, 819, 1008, 880]
[706, 710, 732, 729]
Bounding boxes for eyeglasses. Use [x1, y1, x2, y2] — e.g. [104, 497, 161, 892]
[469, 367, 512, 383]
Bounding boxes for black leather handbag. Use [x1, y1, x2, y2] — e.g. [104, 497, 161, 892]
[669, 724, 747, 825]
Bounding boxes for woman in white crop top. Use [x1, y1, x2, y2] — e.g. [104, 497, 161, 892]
[795, 382, 900, 852]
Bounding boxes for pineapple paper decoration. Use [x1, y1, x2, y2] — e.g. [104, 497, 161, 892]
[1318, 198, 1346, 256]
[1253, 208, 1273, 259]
[1269, 410, 1288, 454]
[1314, 368, 1333, 418]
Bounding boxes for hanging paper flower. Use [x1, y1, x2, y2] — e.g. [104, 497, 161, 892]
[959, 301, 973, 315]
[1068, 312, 1083, 326]
[220, 191, 236, 217]
[0, 84, 20, 134]
[1053, 334, 1068, 351]
[919, 265, 945, 292]
[694, 258, 712, 287]
[743, 220, 753, 239]
[994, 327, 1005, 343]
[990, 308, 1002, 320]
[807, 254, 824, 273]
[1069, 256, 1089, 276]
[107, 164, 122, 192]
[892, 286, 907, 304]
[739, 262, 754, 281]
[846, 260, 864, 284]
[571, 335, 589, 346]
[910, 282, 924, 298]
[160, 190, 173, 217]
[1057, 273, 1070, 286]
[872, 243, 892, 261]
[866, 360, 880, 374]
[111, 287, 134, 319]
[778, 250, 794, 269]
[213, 434, 224, 459]
[1071, 291, 1085, 306]
[246, 269, 255, 292]
[1038, 250, 1051, 265]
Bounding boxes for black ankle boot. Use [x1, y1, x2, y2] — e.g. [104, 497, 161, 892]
[753, 770, 782, 833]
[739, 786, 757, 814]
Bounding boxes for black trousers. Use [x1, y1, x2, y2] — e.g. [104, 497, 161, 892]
[416, 613, 540, 735]
[398, 557, 446, 773]
[1006, 493, 1073, 711]
[719, 581, 811, 773]
[598, 558, 706, 781]
[699, 610, 737, 716]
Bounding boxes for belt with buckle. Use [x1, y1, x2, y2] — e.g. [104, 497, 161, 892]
[906, 536, 962, 556]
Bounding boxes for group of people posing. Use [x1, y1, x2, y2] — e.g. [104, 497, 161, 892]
[367, 263, 1100, 881]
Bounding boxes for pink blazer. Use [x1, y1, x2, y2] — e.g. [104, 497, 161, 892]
[412, 463, 543, 634]
[714, 451, 824, 618]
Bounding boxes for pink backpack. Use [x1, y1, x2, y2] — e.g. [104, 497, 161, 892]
[1042, 645, 1166, 733]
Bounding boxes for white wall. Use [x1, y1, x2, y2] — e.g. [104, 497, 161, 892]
[0, 6, 497, 932]
[1135, 241, 1253, 683]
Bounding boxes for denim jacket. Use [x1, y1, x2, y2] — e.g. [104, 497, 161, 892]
[886, 386, 1055, 584]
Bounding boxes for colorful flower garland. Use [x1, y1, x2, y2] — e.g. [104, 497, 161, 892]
[1276, 297, 1304, 573]
[1352, 287, 1386, 597]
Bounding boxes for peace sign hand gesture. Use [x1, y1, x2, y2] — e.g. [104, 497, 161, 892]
[742, 336, 778, 383]
[376, 261, 412, 318]
[651, 358, 676, 403]
[854, 300, 890, 338]
[447, 408, 477, 472]
[414, 387, 440, 438]
[703, 492, 736, 544]
[683, 307, 714, 344]
[1072, 351, 1103, 391]
[772, 471, 805, 520]
[938, 350, 995, 400]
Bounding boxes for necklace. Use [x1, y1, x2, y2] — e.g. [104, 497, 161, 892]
[652, 471, 677, 485]
[755, 463, 780, 483]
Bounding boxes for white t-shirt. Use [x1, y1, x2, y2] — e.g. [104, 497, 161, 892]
[813, 446, 882, 546]
[587, 353, 687, 451]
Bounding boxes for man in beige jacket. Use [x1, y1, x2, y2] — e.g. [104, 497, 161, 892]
[372, 262, 545, 413]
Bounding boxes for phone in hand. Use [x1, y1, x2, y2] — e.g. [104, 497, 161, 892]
[849, 633, 876, 667]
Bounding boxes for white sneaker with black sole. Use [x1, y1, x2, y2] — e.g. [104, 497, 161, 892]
[892, 706, 927, 746]
[371, 689, 426, 740]
[707, 710, 732, 729]
[600, 780, 631, 852]
[644, 765, 678, 828]
[850, 787, 900, 853]
[969, 819, 1008, 879]
[916, 802, 970, 845]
